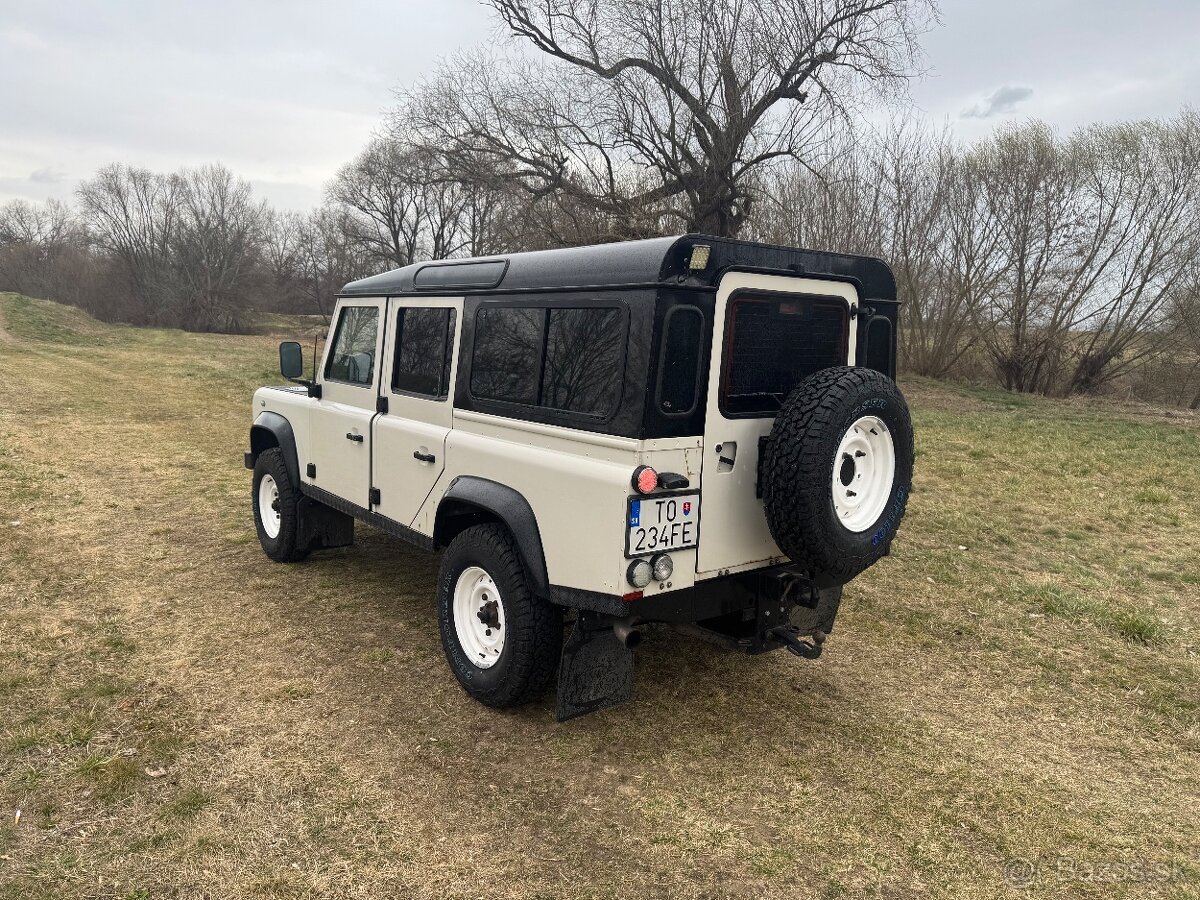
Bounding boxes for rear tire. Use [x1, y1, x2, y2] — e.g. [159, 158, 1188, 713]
[762, 367, 913, 585]
[252, 448, 308, 563]
[437, 524, 563, 708]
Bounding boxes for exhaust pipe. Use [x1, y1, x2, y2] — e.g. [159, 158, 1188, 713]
[612, 620, 643, 650]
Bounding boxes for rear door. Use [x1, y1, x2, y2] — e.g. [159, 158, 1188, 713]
[696, 272, 858, 577]
[308, 300, 386, 508]
[371, 298, 462, 527]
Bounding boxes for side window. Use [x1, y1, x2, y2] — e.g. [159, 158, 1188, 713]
[324, 305, 379, 386]
[470, 307, 543, 405]
[541, 308, 623, 416]
[656, 305, 704, 415]
[392, 307, 457, 399]
[470, 305, 625, 418]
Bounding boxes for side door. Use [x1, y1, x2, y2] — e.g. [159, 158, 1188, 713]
[307, 299, 386, 508]
[696, 272, 858, 577]
[372, 298, 462, 528]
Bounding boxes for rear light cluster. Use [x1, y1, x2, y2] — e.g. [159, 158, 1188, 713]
[631, 465, 689, 494]
[632, 465, 659, 494]
[626, 558, 653, 589]
[626, 464, 686, 594]
[626, 553, 673, 589]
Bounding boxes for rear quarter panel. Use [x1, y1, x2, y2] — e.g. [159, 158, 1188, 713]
[418, 412, 702, 598]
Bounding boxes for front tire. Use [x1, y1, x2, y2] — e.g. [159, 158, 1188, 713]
[252, 448, 307, 563]
[437, 524, 562, 708]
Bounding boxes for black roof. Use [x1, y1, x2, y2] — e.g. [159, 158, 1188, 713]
[339, 234, 896, 301]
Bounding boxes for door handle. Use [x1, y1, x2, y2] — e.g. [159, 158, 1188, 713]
[346, 432, 364, 443]
[413, 450, 435, 463]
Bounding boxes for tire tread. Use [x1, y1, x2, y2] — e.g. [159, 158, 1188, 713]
[762, 367, 912, 583]
[437, 524, 562, 708]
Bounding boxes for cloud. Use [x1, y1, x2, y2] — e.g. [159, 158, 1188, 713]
[961, 85, 1034, 119]
[29, 167, 65, 184]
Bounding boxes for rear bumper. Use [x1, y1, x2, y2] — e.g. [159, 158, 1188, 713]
[553, 565, 840, 720]
[551, 565, 842, 653]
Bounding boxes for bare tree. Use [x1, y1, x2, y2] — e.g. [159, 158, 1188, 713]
[750, 124, 991, 378]
[330, 138, 430, 266]
[172, 164, 271, 332]
[330, 136, 521, 265]
[1062, 114, 1200, 393]
[1168, 265, 1200, 409]
[749, 130, 882, 255]
[404, 0, 936, 237]
[0, 198, 92, 304]
[292, 205, 375, 321]
[77, 164, 181, 324]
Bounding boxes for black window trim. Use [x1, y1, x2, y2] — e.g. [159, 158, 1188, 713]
[654, 303, 706, 418]
[322, 302, 381, 389]
[389, 304, 458, 402]
[717, 288, 852, 420]
[466, 297, 631, 425]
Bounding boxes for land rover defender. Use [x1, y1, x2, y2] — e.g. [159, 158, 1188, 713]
[245, 235, 912, 719]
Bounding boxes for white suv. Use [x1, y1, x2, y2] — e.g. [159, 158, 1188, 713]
[245, 235, 913, 719]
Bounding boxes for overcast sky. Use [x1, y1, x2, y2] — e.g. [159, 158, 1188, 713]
[2, 0, 1198, 211]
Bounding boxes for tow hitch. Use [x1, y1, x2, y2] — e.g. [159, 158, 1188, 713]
[768, 625, 827, 659]
[750, 567, 839, 657]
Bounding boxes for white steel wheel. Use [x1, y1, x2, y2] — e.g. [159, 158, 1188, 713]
[257, 473, 282, 539]
[453, 566, 506, 669]
[831, 415, 896, 533]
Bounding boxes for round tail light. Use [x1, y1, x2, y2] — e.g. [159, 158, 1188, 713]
[632, 465, 659, 494]
[626, 559, 653, 589]
[651, 554, 673, 582]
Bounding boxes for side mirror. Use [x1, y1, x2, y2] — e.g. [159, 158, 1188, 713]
[279, 341, 304, 380]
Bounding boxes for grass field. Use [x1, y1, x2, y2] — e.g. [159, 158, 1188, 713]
[1, 292, 1198, 899]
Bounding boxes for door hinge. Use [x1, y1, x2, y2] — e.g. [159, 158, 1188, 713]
[306, 463, 316, 479]
[376, 395, 388, 415]
[369, 487, 381, 506]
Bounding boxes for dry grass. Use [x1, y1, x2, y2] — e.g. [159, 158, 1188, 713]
[1, 293, 1197, 899]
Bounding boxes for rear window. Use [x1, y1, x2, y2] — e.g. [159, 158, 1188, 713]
[656, 305, 704, 416]
[392, 307, 456, 398]
[471, 305, 624, 418]
[720, 294, 848, 417]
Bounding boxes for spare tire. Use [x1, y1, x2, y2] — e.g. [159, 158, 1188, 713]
[761, 366, 913, 586]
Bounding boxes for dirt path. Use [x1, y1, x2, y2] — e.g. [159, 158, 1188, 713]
[0, 299, 13, 343]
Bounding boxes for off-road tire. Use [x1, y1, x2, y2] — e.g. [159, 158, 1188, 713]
[252, 448, 308, 563]
[437, 524, 563, 708]
[762, 367, 913, 585]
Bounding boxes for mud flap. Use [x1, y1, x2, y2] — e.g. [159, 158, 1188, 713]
[297, 497, 354, 551]
[555, 612, 634, 721]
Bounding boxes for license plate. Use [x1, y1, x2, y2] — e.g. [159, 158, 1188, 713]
[626, 492, 700, 557]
